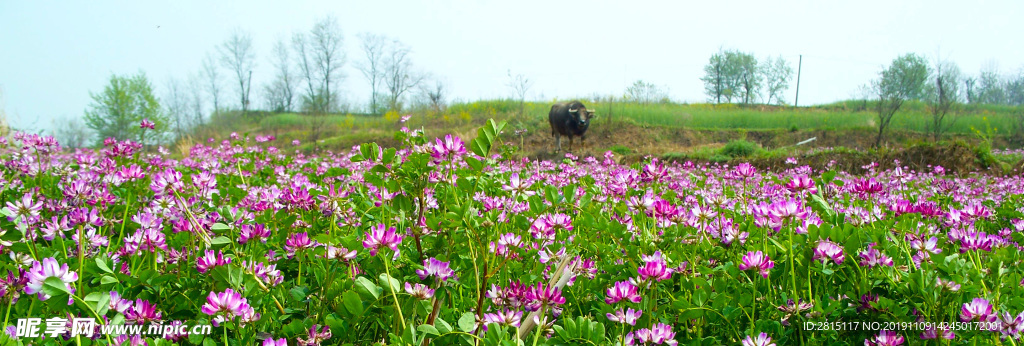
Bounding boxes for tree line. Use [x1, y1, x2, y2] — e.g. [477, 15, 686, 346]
[60, 15, 449, 148]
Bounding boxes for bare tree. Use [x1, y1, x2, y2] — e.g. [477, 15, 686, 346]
[310, 15, 345, 113]
[357, 33, 388, 115]
[291, 16, 345, 149]
[264, 36, 296, 113]
[507, 69, 533, 117]
[201, 53, 222, 115]
[383, 39, 424, 113]
[292, 32, 317, 111]
[624, 80, 664, 105]
[760, 56, 794, 105]
[51, 116, 92, 149]
[924, 57, 963, 142]
[218, 28, 256, 117]
[186, 73, 205, 127]
[420, 79, 447, 113]
[164, 77, 190, 140]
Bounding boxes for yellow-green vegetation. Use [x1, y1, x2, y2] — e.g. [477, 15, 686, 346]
[196, 98, 1024, 156]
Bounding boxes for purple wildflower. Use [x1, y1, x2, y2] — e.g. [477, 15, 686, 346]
[739, 251, 775, 278]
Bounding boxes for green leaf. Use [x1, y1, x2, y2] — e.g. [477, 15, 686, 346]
[95, 257, 114, 274]
[457, 312, 476, 332]
[381, 148, 397, 165]
[378, 273, 401, 294]
[42, 276, 71, 298]
[0, 207, 14, 217]
[354, 276, 382, 300]
[436, 317, 453, 334]
[100, 275, 118, 285]
[681, 308, 704, 320]
[360, 143, 381, 162]
[470, 137, 489, 157]
[210, 236, 233, 247]
[84, 292, 111, 316]
[211, 223, 232, 231]
[290, 286, 311, 303]
[417, 324, 440, 336]
[342, 290, 363, 317]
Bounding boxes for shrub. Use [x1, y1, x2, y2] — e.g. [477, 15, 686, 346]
[720, 139, 761, 158]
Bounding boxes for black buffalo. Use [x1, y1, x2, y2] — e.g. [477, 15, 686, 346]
[548, 100, 595, 153]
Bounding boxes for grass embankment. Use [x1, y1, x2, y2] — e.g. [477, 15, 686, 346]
[194, 99, 1024, 163]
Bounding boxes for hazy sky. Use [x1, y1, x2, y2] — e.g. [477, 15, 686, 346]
[2, 0, 1023, 132]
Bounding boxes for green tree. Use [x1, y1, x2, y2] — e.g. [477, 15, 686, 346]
[733, 52, 760, 105]
[701, 49, 758, 104]
[83, 72, 167, 146]
[701, 50, 728, 104]
[871, 53, 930, 147]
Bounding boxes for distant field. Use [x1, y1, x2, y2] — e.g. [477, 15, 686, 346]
[197, 99, 1023, 155]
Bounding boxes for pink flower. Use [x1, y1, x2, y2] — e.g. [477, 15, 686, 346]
[735, 163, 757, 178]
[606, 308, 642, 325]
[739, 251, 775, 278]
[635, 252, 673, 286]
[416, 257, 456, 282]
[140, 119, 155, 129]
[482, 309, 523, 327]
[524, 282, 566, 312]
[109, 291, 134, 314]
[529, 213, 573, 241]
[864, 330, 904, 346]
[858, 244, 894, 268]
[363, 224, 403, 259]
[813, 239, 844, 264]
[785, 174, 816, 193]
[25, 257, 78, 301]
[263, 338, 288, 346]
[298, 325, 331, 346]
[285, 232, 317, 258]
[6, 192, 43, 223]
[605, 281, 641, 304]
[325, 245, 357, 262]
[125, 299, 163, 324]
[627, 323, 677, 345]
[404, 282, 435, 299]
[238, 224, 271, 244]
[742, 332, 777, 346]
[201, 288, 254, 325]
[196, 250, 231, 273]
[961, 298, 996, 323]
[430, 134, 467, 163]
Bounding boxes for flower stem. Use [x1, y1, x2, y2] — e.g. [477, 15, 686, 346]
[77, 226, 85, 297]
[788, 224, 798, 299]
[2, 298, 12, 335]
[383, 255, 407, 330]
[223, 326, 229, 346]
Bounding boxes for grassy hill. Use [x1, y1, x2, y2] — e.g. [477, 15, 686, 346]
[191, 99, 1024, 162]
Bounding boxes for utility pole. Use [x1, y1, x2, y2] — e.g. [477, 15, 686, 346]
[794, 55, 802, 108]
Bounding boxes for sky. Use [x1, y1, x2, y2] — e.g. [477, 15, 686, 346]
[2, 0, 1023, 133]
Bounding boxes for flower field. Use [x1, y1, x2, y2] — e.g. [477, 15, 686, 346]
[1, 119, 1023, 346]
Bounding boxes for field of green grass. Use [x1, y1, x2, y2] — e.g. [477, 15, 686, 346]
[196, 99, 1024, 157]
